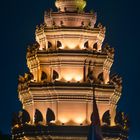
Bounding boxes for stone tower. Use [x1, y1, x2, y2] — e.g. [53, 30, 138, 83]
[12, 0, 129, 139]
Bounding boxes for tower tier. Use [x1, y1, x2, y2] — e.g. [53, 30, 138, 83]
[18, 82, 120, 126]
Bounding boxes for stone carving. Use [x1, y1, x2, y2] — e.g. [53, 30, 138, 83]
[36, 23, 47, 33]
[97, 23, 106, 34]
[18, 72, 34, 91]
[18, 75, 25, 84]
[26, 42, 39, 58]
[40, 23, 44, 30]
[24, 73, 34, 82]
[18, 82, 28, 91]
[36, 25, 39, 32]
[102, 43, 115, 58]
[18, 72, 33, 84]
[110, 74, 122, 91]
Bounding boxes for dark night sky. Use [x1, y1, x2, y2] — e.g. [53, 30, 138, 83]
[0, 0, 140, 139]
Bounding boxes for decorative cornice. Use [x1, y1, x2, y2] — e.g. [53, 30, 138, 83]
[12, 125, 128, 140]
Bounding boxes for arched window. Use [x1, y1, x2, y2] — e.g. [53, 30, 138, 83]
[84, 41, 88, 49]
[93, 43, 98, 50]
[34, 109, 43, 124]
[98, 72, 104, 82]
[46, 108, 55, 124]
[41, 71, 47, 81]
[102, 110, 110, 125]
[53, 70, 59, 80]
[57, 41, 62, 48]
[48, 41, 52, 49]
[19, 109, 30, 124]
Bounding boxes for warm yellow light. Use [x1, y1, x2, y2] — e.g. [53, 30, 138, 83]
[39, 43, 45, 50]
[15, 124, 19, 128]
[64, 39, 77, 49]
[50, 120, 55, 123]
[59, 117, 69, 123]
[39, 47, 43, 51]
[64, 75, 82, 82]
[65, 75, 72, 81]
[62, 68, 83, 82]
[59, 44, 64, 49]
[74, 117, 84, 124]
[80, 45, 85, 50]
[27, 121, 31, 124]
[75, 76, 82, 82]
[68, 43, 76, 49]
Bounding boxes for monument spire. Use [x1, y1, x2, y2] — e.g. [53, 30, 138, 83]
[55, 0, 86, 12]
[12, 0, 129, 139]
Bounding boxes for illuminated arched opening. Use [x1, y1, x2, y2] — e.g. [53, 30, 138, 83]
[46, 108, 55, 124]
[48, 41, 52, 49]
[84, 41, 89, 49]
[19, 109, 30, 124]
[34, 109, 43, 124]
[93, 43, 98, 51]
[102, 110, 111, 125]
[57, 41, 62, 48]
[98, 72, 104, 83]
[41, 71, 47, 81]
[53, 70, 59, 81]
